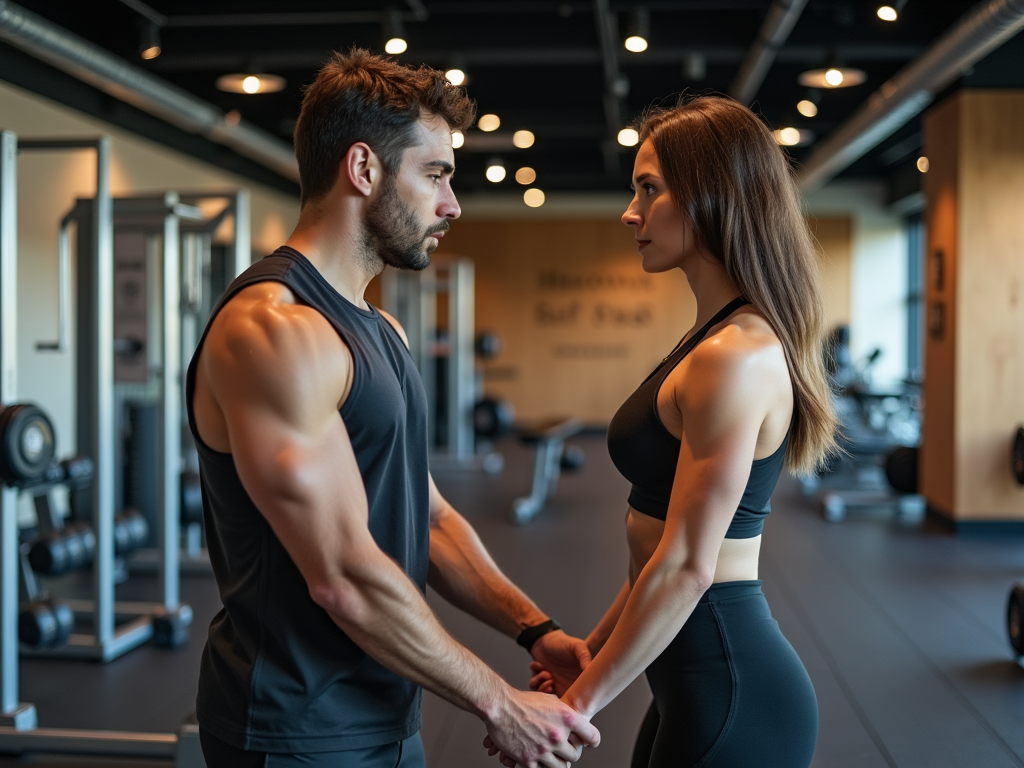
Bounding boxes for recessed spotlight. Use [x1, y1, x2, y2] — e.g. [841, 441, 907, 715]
[515, 167, 537, 185]
[797, 99, 818, 117]
[478, 114, 501, 132]
[138, 21, 161, 60]
[917, 156, 929, 173]
[524, 188, 545, 208]
[485, 159, 506, 183]
[383, 9, 407, 54]
[798, 67, 866, 89]
[877, 5, 898, 21]
[624, 36, 648, 53]
[216, 73, 287, 94]
[512, 130, 535, 149]
[445, 68, 466, 86]
[623, 8, 650, 53]
[617, 127, 639, 147]
[451, 130, 465, 149]
[774, 127, 815, 147]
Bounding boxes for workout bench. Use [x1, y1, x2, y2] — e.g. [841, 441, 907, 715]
[510, 417, 583, 525]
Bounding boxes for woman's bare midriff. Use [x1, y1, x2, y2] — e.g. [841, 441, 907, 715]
[625, 507, 760, 585]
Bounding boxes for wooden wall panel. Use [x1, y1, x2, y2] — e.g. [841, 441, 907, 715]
[955, 91, 1024, 519]
[431, 218, 695, 424]
[922, 90, 1024, 521]
[809, 216, 852, 331]
[921, 95, 960, 516]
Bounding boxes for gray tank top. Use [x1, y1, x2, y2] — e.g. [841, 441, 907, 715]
[185, 247, 430, 753]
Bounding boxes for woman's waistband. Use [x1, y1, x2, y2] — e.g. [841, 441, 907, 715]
[697, 580, 763, 604]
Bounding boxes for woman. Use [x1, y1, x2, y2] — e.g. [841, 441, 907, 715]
[528, 96, 837, 768]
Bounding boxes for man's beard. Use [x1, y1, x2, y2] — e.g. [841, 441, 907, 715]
[359, 174, 449, 274]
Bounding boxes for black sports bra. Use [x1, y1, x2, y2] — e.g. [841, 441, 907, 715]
[606, 297, 789, 539]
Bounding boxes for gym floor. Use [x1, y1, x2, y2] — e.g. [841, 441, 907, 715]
[2, 433, 1023, 767]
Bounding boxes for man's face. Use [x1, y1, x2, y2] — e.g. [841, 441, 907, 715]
[363, 114, 460, 271]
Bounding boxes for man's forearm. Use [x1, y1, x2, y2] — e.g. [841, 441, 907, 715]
[427, 506, 548, 638]
[321, 545, 510, 720]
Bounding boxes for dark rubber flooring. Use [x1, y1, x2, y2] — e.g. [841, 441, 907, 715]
[1, 433, 1023, 767]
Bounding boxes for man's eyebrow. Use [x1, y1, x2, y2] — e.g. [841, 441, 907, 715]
[425, 160, 454, 174]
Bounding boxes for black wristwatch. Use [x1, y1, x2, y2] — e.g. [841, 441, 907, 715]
[516, 619, 561, 653]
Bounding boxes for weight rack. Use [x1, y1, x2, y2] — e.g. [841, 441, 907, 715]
[0, 130, 203, 764]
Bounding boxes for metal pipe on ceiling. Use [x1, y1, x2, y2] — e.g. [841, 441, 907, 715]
[593, 0, 627, 175]
[798, 0, 1024, 193]
[730, 0, 808, 105]
[0, 0, 299, 183]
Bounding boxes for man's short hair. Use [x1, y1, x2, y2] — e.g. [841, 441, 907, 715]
[294, 48, 476, 205]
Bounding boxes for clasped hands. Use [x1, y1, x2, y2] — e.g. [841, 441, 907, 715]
[481, 630, 598, 768]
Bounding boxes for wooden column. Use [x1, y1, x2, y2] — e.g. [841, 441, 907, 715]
[921, 90, 1024, 526]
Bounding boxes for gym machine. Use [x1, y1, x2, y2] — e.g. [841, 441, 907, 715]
[382, 256, 503, 473]
[0, 131, 203, 765]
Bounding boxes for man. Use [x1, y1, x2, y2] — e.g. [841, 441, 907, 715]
[186, 48, 599, 768]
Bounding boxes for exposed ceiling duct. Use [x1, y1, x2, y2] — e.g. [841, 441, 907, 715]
[730, 0, 809, 105]
[798, 0, 1024, 193]
[0, 0, 299, 183]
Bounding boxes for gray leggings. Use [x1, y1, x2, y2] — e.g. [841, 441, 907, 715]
[631, 581, 817, 768]
[199, 729, 426, 768]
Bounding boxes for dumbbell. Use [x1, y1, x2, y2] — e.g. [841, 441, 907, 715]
[473, 398, 515, 440]
[560, 445, 586, 472]
[28, 524, 96, 575]
[114, 510, 149, 554]
[0, 404, 56, 487]
[19, 598, 74, 648]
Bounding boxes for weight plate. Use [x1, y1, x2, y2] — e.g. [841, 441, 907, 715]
[0, 404, 55, 485]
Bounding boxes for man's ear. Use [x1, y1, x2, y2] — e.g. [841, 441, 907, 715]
[342, 142, 381, 197]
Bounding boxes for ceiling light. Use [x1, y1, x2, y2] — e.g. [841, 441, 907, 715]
[138, 21, 161, 60]
[485, 159, 506, 183]
[216, 73, 287, 94]
[917, 156, 929, 173]
[451, 130, 465, 149]
[512, 130, 535, 149]
[623, 8, 650, 53]
[383, 9, 407, 55]
[478, 114, 501, 132]
[774, 127, 815, 147]
[797, 99, 818, 117]
[515, 167, 536, 185]
[445, 68, 466, 86]
[877, 5, 898, 21]
[798, 67, 867, 89]
[523, 188, 546, 208]
[617, 127, 639, 147]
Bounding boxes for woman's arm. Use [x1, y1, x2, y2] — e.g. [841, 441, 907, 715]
[587, 578, 631, 655]
[562, 334, 775, 719]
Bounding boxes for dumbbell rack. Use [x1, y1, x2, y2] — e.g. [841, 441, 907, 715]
[0, 130, 202, 764]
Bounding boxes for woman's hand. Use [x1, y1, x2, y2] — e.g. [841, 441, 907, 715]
[527, 630, 591, 696]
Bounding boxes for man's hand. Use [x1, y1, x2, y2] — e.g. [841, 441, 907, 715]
[527, 631, 591, 696]
[481, 688, 599, 768]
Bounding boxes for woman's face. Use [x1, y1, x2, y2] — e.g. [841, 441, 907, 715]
[621, 139, 699, 273]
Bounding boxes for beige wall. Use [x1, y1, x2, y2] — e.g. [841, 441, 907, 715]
[0, 79, 299, 461]
[922, 90, 1024, 521]
[809, 216, 853, 331]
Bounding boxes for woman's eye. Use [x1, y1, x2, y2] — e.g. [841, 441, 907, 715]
[644, 183, 656, 195]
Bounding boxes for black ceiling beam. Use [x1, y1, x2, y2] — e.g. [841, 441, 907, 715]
[147, 44, 923, 73]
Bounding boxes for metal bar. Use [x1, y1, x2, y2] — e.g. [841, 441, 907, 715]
[798, 0, 1024, 191]
[729, 0, 808, 105]
[447, 259, 474, 461]
[160, 205, 181, 610]
[232, 189, 250, 277]
[92, 137, 115, 647]
[0, 131, 21, 719]
[0, 2, 297, 181]
[34, 210, 72, 352]
[64, 599, 172, 617]
[0, 726, 177, 758]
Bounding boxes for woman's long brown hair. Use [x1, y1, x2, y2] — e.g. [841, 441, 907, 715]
[639, 95, 837, 474]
